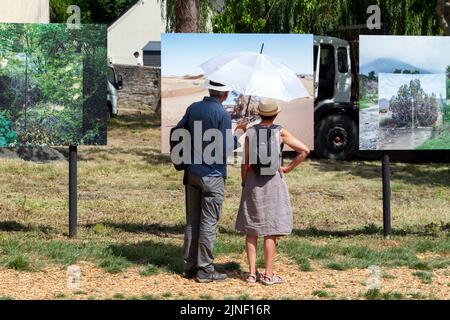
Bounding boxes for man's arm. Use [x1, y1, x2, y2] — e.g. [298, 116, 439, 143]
[176, 105, 191, 129]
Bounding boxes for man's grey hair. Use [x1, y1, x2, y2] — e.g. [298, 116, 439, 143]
[209, 89, 228, 99]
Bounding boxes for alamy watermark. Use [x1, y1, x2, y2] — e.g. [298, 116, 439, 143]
[170, 123, 282, 175]
[366, 265, 381, 291]
[367, 5, 381, 30]
[66, 5, 81, 29]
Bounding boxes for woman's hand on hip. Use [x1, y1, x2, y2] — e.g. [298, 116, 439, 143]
[280, 166, 291, 174]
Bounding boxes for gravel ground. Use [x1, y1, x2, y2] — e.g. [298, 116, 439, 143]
[0, 255, 448, 300]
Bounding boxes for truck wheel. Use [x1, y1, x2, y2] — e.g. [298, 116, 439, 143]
[315, 114, 358, 160]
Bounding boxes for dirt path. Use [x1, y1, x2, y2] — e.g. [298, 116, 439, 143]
[0, 256, 448, 300]
[378, 128, 434, 150]
[359, 103, 380, 150]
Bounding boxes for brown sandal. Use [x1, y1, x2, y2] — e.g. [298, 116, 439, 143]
[245, 273, 257, 283]
[244, 270, 264, 283]
[260, 274, 285, 286]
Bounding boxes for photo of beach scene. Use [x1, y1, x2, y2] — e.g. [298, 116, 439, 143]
[359, 35, 450, 150]
[161, 33, 314, 154]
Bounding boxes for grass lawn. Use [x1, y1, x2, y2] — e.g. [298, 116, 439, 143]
[358, 99, 372, 110]
[417, 129, 450, 150]
[0, 109, 449, 300]
[447, 79, 450, 98]
[417, 101, 450, 150]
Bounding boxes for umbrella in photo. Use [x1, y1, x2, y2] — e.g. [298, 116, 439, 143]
[199, 49, 311, 103]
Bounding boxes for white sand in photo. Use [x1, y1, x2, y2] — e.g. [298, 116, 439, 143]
[161, 76, 314, 154]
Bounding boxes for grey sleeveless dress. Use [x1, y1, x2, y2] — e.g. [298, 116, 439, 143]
[235, 125, 293, 237]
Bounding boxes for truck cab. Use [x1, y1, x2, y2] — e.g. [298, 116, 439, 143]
[107, 63, 123, 118]
[314, 36, 359, 160]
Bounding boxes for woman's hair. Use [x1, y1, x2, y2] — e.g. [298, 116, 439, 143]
[259, 114, 277, 121]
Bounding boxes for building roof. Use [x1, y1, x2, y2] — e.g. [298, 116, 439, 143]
[143, 41, 161, 52]
[108, 0, 140, 29]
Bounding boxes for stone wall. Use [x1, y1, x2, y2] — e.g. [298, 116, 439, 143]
[113, 64, 161, 112]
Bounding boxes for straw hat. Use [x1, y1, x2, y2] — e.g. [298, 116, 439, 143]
[203, 79, 232, 92]
[257, 98, 282, 116]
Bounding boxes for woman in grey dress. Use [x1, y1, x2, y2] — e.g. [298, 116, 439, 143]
[236, 99, 310, 285]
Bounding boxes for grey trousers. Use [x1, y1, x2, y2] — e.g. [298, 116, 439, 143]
[183, 172, 225, 275]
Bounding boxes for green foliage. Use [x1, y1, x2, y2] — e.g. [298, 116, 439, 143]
[412, 271, 433, 284]
[394, 69, 421, 74]
[47, 0, 450, 36]
[50, 0, 137, 24]
[416, 101, 450, 149]
[278, 236, 450, 272]
[312, 290, 330, 298]
[359, 74, 378, 102]
[444, 102, 450, 123]
[358, 99, 370, 110]
[99, 256, 131, 273]
[5, 254, 33, 271]
[17, 124, 53, 146]
[364, 289, 404, 300]
[15, 104, 83, 146]
[0, 23, 107, 146]
[213, 0, 443, 35]
[92, 223, 109, 235]
[417, 132, 450, 149]
[389, 79, 439, 128]
[447, 70, 450, 98]
[0, 112, 19, 147]
[112, 293, 125, 300]
[52, 0, 445, 36]
[139, 263, 160, 276]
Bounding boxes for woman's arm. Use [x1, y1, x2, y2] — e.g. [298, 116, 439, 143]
[280, 128, 310, 174]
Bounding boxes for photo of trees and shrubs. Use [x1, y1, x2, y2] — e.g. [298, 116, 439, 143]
[0, 23, 108, 147]
[359, 35, 450, 150]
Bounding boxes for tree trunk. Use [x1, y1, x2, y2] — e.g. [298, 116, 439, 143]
[175, 0, 200, 33]
[436, 0, 450, 35]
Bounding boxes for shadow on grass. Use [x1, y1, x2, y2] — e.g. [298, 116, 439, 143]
[87, 222, 185, 236]
[0, 221, 53, 234]
[77, 147, 171, 164]
[217, 226, 242, 236]
[310, 160, 450, 187]
[132, 149, 172, 165]
[292, 223, 449, 238]
[108, 240, 183, 274]
[109, 112, 161, 131]
[107, 238, 243, 277]
[215, 261, 243, 280]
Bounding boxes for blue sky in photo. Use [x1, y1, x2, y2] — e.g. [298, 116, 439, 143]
[161, 33, 313, 76]
[360, 35, 450, 74]
[379, 73, 447, 101]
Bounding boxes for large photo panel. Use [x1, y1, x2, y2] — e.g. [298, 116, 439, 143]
[0, 23, 108, 147]
[359, 35, 450, 150]
[161, 33, 314, 154]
